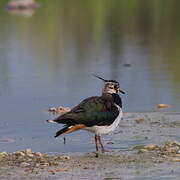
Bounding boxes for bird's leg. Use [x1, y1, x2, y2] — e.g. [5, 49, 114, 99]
[94, 135, 99, 152]
[97, 135, 105, 153]
[63, 137, 66, 144]
[94, 135, 100, 157]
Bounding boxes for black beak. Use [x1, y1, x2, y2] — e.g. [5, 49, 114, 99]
[120, 90, 125, 94]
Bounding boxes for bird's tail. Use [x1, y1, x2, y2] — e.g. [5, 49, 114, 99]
[54, 126, 70, 138]
[46, 119, 56, 123]
[54, 124, 86, 138]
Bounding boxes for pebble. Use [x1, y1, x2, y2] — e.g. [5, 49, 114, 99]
[144, 144, 159, 151]
[34, 152, 43, 157]
[165, 146, 179, 153]
[107, 141, 114, 144]
[27, 153, 34, 158]
[47, 106, 71, 114]
[61, 155, 70, 160]
[170, 157, 180, 162]
[20, 162, 30, 167]
[157, 104, 170, 108]
[0, 152, 8, 159]
[35, 163, 40, 168]
[139, 149, 149, 153]
[25, 148, 32, 154]
[41, 162, 49, 167]
[163, 141, 180, 153]
[15, 152, 25, 157]
[0, 152, 8, 156]
[135, 118, 145, 123]
[175, 154, 180, 157]
[48, 170, 56, 174]
[171, 141, 180, 147]
[177, 149, 180, 154]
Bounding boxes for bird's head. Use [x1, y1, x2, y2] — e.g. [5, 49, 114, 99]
[102, 81, 121, 94]
[93, 74, 125, 94]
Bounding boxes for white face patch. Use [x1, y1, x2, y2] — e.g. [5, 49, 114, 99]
[102, 82, 119, 94]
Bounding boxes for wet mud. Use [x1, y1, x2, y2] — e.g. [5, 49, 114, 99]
[0, 112, 180, 180]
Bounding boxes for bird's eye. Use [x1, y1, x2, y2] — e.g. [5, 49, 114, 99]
[114, 85, 119, 89]
[109, 86, 114, 89]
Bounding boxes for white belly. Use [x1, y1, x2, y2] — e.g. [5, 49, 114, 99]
[84, 104, 122, 135]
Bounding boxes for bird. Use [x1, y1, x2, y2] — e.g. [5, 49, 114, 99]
[47, 75, 125, 154]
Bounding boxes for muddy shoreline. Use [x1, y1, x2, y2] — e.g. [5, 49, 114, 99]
[0, 149, 179, 180]
[0, 112, 180, 179]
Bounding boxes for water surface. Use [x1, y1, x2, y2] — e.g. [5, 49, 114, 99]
[0, 0, 180, 153]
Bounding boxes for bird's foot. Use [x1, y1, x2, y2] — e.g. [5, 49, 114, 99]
[95, 152, 99, 158]
[94, 149, 113, 157]
[93, 151, 102, 158]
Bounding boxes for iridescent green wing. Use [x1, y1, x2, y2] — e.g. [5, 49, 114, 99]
[54, 95, 119, 126]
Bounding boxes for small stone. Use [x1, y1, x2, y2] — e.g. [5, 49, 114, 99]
[41, 162, 49, 167]
[107, 141, 114, 144]
[48, 170, 56, 174]
[171, 141, 180, 147]
[15, 152, 25, 157]
[56, 107, 71, 113]
[34, 152, 42, 157]
[50, 161, 59, 166]
[0, 152, 8, 157]
[27, 158, 33, 162]
[157, 104, 170, 109]
[49, 107, 56, 111]
[135, 118, 145, 123]
[43, 153, 49, 157]
[170, 157, 180, 162]
[61, 155, 70, 160]
[47, 106, 71, 114]
[35, 163, 40, 168]
[40, 159, 47, 164]
[165, 146, 179, 153]
[139, 149, 149, 153]
[24, 148, 32, 155]
[133, 145, 145, 150]
[24, 149, 34, 157]
[55, 168, 68, 172]
[0, 152, 8, 160]
[20, 162, 30, 167]
[144, 144, 159, 151]
[163, 142, 180, 153]
[27, 153, 34, 158]
[175, 154, 180, 157]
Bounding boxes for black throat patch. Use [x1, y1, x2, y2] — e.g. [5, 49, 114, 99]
[111, 93, 122, 108]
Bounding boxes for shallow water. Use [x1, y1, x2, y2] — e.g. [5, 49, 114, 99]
[0, 0, 180, 153]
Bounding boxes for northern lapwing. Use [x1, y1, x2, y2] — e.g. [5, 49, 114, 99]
[47, 75, 125, 155]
